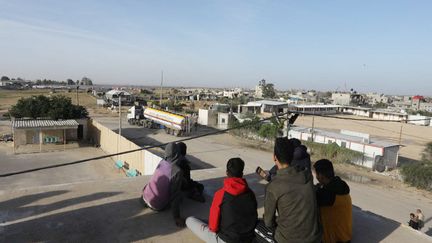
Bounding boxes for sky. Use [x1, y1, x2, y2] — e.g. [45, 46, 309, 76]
[1, 0, 432, 95]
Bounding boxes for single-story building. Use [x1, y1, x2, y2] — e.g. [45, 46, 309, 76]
[198, 109, 233, 129]
[239, 100, 288, 115]
[408, 115, 431, 126]
[105, 90, 133, 105]
[370, 109, 408, 121]
[288, 126, 400, 171]
[288, 104, 340, 115]
[12, 119, 87, 153]
[340, 106, 372, 117]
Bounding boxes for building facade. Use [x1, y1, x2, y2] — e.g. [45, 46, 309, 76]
[288, 126, 400, 171]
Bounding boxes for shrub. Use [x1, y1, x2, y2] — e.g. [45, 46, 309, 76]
[303, 141, 363, 164]
[258, 123, 279, 139]
[401, 162, 432, 191]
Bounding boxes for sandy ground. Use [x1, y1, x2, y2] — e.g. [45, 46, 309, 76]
[294, 115, 432, 161]
[0, 89, 121, 120]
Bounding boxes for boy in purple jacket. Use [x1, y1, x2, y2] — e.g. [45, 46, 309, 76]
[140, 142, 185, 227]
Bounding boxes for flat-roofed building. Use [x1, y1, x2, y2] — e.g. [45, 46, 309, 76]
[341, 106, 372, 117]
[288, 126, 400, 171]
[239, 100, 288, 114]
[288, 104, 340, 115]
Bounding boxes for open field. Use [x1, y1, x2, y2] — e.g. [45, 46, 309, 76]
[295, 115, 432, 161]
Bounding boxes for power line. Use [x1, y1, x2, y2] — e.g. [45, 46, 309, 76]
[1, 110, 430, 177]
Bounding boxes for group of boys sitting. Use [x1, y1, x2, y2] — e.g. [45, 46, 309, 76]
[140, 138, 352, 243]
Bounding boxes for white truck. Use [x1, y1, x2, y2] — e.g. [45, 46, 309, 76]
[127, 106, 194, 136]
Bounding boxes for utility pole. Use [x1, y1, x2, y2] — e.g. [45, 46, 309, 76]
[119, 92, 122, 137]
[76, 85, 80, 106]
[160, 70, 163, 107]
[397, 121, 403, 166]
[398, 122, 403, 146]
[311, 110, 315, 142]
[117, 92, 122, 160]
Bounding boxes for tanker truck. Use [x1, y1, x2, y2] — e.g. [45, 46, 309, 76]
[127, 106, 194, 136]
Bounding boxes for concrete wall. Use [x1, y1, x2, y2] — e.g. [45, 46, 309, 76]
[88, 119, 162, 176]
[198, 109, 217, 126]
[332, 93, 351, 105]
[14, 128, 77, 145]
[371, 112, 407, 121]
[42, 130, 64, 143]
[217, 113, 230, 130]
[408, 115, 430, 126]
[342, 107, 371, 117]
[287, 129, 396, 170]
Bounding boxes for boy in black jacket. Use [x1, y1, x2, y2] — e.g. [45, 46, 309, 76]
[186, 158, 258, 243]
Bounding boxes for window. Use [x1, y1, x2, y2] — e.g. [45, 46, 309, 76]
[221, 118, 226, 123]
[341, 141, 347, 148]
[328, 140, 333, 144]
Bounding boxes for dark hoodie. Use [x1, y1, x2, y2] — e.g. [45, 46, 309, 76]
[292, 145, 312, 171]
[316, 176, 352, 243]
[209, 177, 258, 243]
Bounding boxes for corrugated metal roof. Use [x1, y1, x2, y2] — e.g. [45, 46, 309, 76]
[12, 119, 79, 129]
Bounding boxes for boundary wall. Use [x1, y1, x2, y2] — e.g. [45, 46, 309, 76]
[88, 119, 161, 175]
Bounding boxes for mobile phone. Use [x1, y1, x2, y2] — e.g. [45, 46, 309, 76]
[256, 166, 269, 180]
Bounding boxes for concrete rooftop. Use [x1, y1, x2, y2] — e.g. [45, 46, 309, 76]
[1, 168, 431, 243]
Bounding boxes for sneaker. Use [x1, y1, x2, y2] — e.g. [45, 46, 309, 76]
[139, 197, 149, 208]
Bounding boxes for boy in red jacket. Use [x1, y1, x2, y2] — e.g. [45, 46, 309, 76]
[186, 158, 258, 243]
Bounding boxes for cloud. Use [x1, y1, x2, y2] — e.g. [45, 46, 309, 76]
[0, 17, 168, 56]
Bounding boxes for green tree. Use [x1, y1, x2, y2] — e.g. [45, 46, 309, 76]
[67, 79, 75, 85]
[1, 76, 10, 81]
[263, 83, 276, 98]
[373, 102, 387, 108]
[9, 95, 88, 119]
[81, 76, 93, 85]
[258, 123, 279, 139]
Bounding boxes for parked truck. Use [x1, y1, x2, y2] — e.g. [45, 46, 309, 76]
[127, 106, 194, 136]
